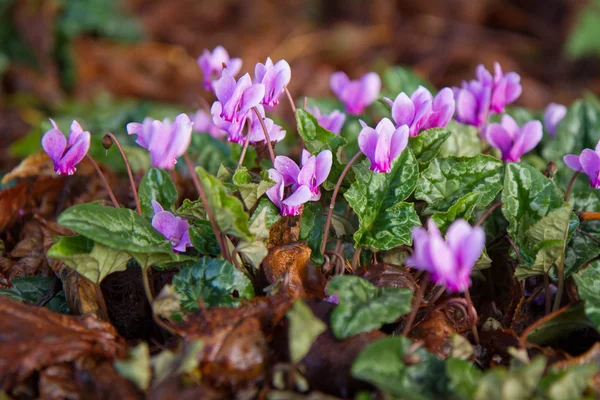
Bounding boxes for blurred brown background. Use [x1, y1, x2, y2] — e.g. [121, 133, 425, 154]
[1, 0, 598, 165]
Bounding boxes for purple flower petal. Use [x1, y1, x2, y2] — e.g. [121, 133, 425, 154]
[544, 103, 567, 136]
[314, 150, 332, 187]
[330, 72, 350, 97]
[388, 124, 409, 161]
[507, 120, 542, 162]
[41, 125, 67, 165]
[358, 125, 379, 163]
[580, 149, 600, 187]
[391, 93, 415, 127]
[563, 154, 583, 172]
[58, 131, 90, 175]
[282, 185, 312, 207]
[274, 156, 301, 186]
[486, 124, 512, 154]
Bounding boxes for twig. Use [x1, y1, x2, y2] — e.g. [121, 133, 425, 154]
[505, 235, 523, 265]
[103, 133, 141, 214]
[85, 154, 119, 208]
[251, 107, 275, 164]
[320, 152, 362, 256]
[577, 228, 600, 245]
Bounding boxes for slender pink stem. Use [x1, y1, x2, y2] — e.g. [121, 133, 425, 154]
[251, 107, 275, 164]
[320, 152, 362, 256]
[237, 126, 252, 168]
[564, 171, 580, 201]
[85, 154, 119, 208]
[104, 133, 141, 215]
[464, 289, 480, 344]
[475, 201, 502, 227]
[182, 152, 229, 261]
[284, 87, 297, 114]
[402, 273, 429, 336]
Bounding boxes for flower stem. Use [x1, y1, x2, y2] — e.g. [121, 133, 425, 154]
[475, 201, 503, 227]
[141, 266, 154, 303]
[402, 273, 429, 336]
[237, 126, 252, 168]
[284, 87, 297, 114]
[85, 154, 119, 208]
[564, 171, 580, 201]
[464, 289, 480, 344]
[103, 133, 141, 215]
[320, 152, 362, 256]
[182, 152, 229, 261]
[543, 273, 551, 315]
[251, 106, 275, 164]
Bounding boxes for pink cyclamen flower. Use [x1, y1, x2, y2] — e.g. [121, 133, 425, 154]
[127, 113, 193, 170]
[197, 46, 242, 90]
[564, 141, 600, 189]
[254, 57, 291, 107]
[308, 106, 346, 135]
[544, 103, 567, 137]
[247, 105, 286, 144]
[192, 109, 226, 139]
[330, 71, 381, 115]
[213, 70, 265, 123]
[267, 150, 332, 216]
[406, 219, 485, 293]
[41, 119, 90, 175]
[387, 86, 455, 136]
[485, 115, 542, 162]
[454, 62, 522, 128]
[151, 200, 191, 253]
[358, 118, 409, 173]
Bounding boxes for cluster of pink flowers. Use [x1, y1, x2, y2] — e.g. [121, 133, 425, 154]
[40, 45, 580, 288]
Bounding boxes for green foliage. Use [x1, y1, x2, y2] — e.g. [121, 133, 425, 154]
[574, 262, 600, 331]
[236, 207, 270, 270]
[232, 166, 274, 210]
[196, 167, 252, 241]
[172, 258, 254, 311]
[446, 358, 483, 400]
[525, 303, 595, 345]
[345, 151, 420, 250]
[300, 202, 325, 264]
[114, 343, 151, 391]
[565, 0, 600, 59]
[416, 154, 504, 213]
[296, 109, 348, 190]
[408, 128, 451, 166]
[57, 203, 188, 268]
[326, 275, 412, 339]
[188, 221, 220, 256]
[502, 163, 564, 266]
[0, 276, 68, 313]
[515, 203, 572, 279]
[287, 300, 327, 363]
[430, 192, 480, 232]
[351, 336, 449, 399]
[440, 120, 483, 157]
[188, 134, 232, 175]
[139, 168, 178, 218]
[381, 65, 435, 97]
[48, 235, 131, 284]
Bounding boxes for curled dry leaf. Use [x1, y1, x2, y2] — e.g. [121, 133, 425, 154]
[262, 242, 327, 298]
[409, 309, 456, 359]
[0, 296, 126, 391]
[173, 295, 293, 389]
